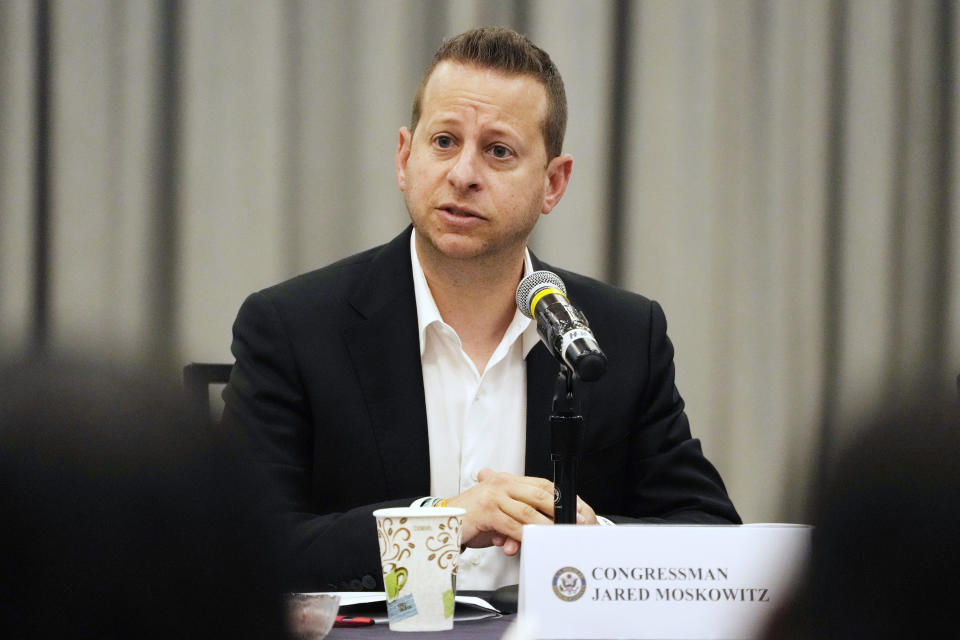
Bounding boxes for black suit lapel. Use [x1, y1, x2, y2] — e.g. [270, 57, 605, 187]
[344, 228, 430, 498]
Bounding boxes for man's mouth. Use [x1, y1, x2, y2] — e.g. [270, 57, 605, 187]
[439, 204, 483, 219]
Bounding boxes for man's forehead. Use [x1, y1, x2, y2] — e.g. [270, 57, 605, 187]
[420, 61, 548, 118]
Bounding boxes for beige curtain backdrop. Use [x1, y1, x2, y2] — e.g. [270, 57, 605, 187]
[1, 0, 957, 524]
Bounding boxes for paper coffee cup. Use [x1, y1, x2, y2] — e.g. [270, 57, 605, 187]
[373, 506, 465, 631]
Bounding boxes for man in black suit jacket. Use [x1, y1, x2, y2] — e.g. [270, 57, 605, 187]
[223, 27, 738, 592]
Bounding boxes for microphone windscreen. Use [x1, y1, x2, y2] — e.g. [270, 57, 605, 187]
[515, 270, 567, 319]
[575, 352, 607, 382]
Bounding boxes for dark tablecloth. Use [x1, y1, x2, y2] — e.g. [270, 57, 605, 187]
[325, 613, 515, 639]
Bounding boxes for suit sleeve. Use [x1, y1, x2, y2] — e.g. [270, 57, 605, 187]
[221, 290, 406, 592]
[608, 300, 741, 525]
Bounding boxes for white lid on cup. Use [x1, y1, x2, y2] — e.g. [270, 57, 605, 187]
[373, 507, 466, 518]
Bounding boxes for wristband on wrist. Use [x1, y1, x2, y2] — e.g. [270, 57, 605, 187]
[419, 496, 450, 508]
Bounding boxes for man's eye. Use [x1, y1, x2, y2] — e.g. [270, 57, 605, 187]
[490, 144, 512, 159]
[435, 135, 454, 149]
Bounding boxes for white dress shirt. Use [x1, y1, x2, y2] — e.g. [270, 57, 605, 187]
[410, 230, 540, 589]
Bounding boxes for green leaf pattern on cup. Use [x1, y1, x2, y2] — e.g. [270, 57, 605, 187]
[384, 567, 408, 599]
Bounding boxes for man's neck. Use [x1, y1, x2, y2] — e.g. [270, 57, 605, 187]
[416, 237, 526, 374]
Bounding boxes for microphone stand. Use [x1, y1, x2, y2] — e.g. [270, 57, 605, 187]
[551, 365, 584, 525]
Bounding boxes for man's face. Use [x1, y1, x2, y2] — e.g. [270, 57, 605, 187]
[396, 61, 571, 265]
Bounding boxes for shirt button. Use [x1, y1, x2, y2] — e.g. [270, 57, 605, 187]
[471, 555, 482, 566]
[470, 470, 479, 482]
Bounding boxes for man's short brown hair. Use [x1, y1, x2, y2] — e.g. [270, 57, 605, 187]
[410, 27, 567, 160]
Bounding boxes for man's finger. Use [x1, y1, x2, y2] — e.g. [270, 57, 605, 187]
[477, 469, 554, 493]
[497, 496, 554, 529]
[502, 538, 521, 556]
[471, 471, 556, 517]
[501, 482, 556, 518]
[575, 494, 598, 525]
[477, 467, 498, 482]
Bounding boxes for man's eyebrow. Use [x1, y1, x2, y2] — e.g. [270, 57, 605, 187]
[482, 124, 522, 141]
[424, 114, 463, 128]
[426, 114, 521, 133]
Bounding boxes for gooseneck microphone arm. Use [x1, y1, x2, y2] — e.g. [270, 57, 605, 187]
[551, 365, 584, 525]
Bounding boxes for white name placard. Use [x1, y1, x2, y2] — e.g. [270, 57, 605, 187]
[518, 524, 811, 639]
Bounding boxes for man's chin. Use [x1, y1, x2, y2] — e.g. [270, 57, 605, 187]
[418, 231, 489, 262]
[413, 224, 529, 267]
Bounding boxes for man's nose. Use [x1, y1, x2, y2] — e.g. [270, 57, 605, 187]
[447, 147, 482, 192]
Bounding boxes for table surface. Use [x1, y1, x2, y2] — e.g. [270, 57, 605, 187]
[325, 613, 516, 639]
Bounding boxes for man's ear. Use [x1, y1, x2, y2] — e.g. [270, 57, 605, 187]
[396, 127, 413, 191]
[541, 153, 573, 214]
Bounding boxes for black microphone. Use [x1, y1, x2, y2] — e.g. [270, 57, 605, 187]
[516, 271, 607, 381]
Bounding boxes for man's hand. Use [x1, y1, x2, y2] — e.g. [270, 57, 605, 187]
[576, 493, 598, 526]
[445, 468, 599, 556]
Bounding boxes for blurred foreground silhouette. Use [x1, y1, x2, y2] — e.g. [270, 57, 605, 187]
[0, 358, 289, 639]
[764, 399, 960, 639]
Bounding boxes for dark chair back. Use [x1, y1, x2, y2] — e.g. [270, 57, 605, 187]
[183, 363, 233, 423]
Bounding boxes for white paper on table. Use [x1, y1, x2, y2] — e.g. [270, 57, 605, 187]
[303, 592, 501, 623]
